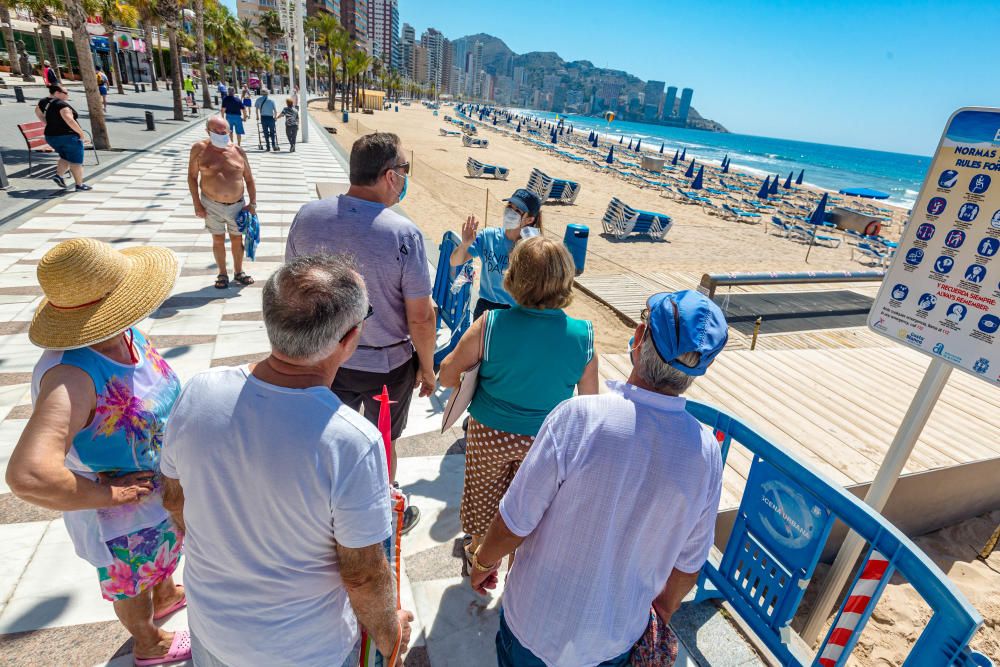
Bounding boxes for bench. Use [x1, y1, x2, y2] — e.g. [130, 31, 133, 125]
[17, 121, 99, 176]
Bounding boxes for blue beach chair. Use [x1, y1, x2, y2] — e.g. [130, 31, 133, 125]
[432, 232, 472, 366]
[466, 157, 509, 180]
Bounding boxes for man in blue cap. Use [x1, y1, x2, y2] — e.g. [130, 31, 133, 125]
[469, 290, 728, 667]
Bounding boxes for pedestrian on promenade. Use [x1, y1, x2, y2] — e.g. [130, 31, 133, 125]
[96, 66, 109, 111]
[183, 75, 196, 109]
[240, 86, 252, 121]
[43, 59, 59, 86]
[469, 290, 728, 667]
[41, 84, 93, 192]
[254, 88, 279, 151]
[450, 188, 543, 320]
[220, 87, 245, 146]
[216, 79, 227, 98]
[279, 96, 299, 152]
[286, 132, 436, 534]
[439, 237, 598, 574]
[188, 117, 256, 289]
[6, 238, 191, 666]
[159, 254, 414, 667]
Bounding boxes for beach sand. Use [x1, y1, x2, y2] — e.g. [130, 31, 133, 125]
[310, 102, 997, 664]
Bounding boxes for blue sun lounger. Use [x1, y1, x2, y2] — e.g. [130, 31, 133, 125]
[466, 157, 509, 180]
[602, 197, 672, 240]
[527, 168, 581, 204]
[723, 203, 762, 222]
[432, 232, 472, 366]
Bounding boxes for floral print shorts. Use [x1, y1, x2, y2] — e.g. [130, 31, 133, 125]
[97, 518, 183, 601]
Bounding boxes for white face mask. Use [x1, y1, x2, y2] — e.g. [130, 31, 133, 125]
[208, 131, 230, 149]
[503, 208, 523, 230]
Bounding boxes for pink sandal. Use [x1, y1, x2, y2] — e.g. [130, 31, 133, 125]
[153, 585, 186, 621]
[134, 629, 192, 666]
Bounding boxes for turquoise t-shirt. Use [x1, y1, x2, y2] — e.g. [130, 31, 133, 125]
[469, 307, 594, 436]
[467, 227, 516, 306]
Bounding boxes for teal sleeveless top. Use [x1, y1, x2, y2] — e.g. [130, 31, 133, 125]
[469, 307, 594, 436]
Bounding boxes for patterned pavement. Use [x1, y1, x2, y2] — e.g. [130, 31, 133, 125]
[0, 112, 734, 666]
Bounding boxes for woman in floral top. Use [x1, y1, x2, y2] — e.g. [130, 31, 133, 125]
[7, 238, 191, 666]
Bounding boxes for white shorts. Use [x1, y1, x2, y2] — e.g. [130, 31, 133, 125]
[201, 195, 245, 236]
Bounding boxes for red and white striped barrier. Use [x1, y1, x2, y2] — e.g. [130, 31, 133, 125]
[817, 550, 890, 667]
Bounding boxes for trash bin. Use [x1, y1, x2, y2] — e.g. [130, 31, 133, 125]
[563, 224, 589, 276]
[342, 111, 349, 123]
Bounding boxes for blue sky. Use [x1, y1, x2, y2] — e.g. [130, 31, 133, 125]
[400, 0, 999, 157]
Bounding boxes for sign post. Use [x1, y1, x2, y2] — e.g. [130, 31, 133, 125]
[803, 107, 1000, 644]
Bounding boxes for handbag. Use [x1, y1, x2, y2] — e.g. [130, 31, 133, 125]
[440, 314, 487, 433]
[630, 607, 679, 667]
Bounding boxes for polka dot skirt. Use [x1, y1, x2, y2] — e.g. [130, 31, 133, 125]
[460, 416, 536, 536]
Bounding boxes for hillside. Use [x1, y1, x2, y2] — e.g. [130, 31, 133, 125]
[451, 33, 728, 132]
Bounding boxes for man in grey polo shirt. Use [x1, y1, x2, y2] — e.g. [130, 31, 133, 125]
[286, 132, 436, 533]
[254, 88, 279, 151]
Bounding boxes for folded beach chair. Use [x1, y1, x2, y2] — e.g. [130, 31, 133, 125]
[602, 197, 672, 241]
[526, 168, 582, 205]
[439, 128, 461, 137]
[462, 135, 489, 148]
[466, 157, 509, 180]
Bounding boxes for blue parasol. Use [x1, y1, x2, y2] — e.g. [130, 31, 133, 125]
[783, 172, 793, 189]
[769, 176, 779, 195]
[796, 169, 804, 185]
[606, 146, 615, 164]
[685, 160, 696, 178]
[757, 177, 771, 199]
[635, 139, 642, 152]
[628, 138, 633, 150]
[659, 143, 665, 154]
[691, 165, 705, 190]
[672, 149, 679, 166]
[808, 192, 829, 226]
[619, 135, 624, 145]
[680, 147, 687, 160]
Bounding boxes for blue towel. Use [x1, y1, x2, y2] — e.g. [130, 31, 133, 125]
[235, 209, 260, 260]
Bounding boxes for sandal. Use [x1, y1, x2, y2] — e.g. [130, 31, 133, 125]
[461, 534, 474, 578]
[214, 274, 229, 289]
[133, 629, 192, 666]
[153, 584, 186, 621]
[234, 272, 254, 286]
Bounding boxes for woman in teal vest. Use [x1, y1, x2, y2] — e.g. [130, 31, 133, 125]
[440, 236, 599, 571]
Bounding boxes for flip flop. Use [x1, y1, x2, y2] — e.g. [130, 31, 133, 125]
[153, 585, 186, 621]
[133, 629, 192, 666]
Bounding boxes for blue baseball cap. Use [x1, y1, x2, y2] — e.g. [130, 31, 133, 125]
[503, 188, 542, 217]
[644, 290, 728, 376]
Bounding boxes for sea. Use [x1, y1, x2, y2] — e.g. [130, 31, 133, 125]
[510, 109, 932, 209]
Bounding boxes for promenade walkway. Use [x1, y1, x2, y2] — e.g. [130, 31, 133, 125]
[0, 112, 758, 666]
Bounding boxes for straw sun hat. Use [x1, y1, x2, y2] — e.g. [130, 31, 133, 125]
[29, 238, 178, 350]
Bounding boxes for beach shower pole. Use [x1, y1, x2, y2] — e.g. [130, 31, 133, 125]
[485, 188, 490, 226]
[802, 358, 953, 644]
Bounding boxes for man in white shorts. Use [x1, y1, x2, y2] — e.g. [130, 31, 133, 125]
[187, 116, 256, 289]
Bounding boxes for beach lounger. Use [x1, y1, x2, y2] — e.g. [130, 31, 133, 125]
[723, 203, 762, 223]
[432, 232, 472, 365]
[526, 167, 582, 205]
[439, 128, 462, 137]
[851, 241, 889, 266]
[462, 135, 489, 148]
[466, 157, 509, 180]
[602, 197, 672, 241]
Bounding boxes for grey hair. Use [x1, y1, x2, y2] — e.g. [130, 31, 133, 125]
[636, 329, 699, 395]
[262, 254, 368, 362]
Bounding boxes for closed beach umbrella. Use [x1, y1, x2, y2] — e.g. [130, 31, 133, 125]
[808, 192, 829, 226]
[769, 176, 780, 195]
[672, 149, 680, 166]
[659, 142, 665, 154]
[691, 165, 705, 190]
[722, 159, 730, 174]
[796, 169, 805, 185]
[628, 138, 633, 150]
[606, 146, 615, 164]
[516, 122, 521, 133]
[551, 131, 557, 144]
[588, 131, 594, 142]
[757, 176, 771, 199]
[783, 172, 793, 189]
[635, 139, 642, 152]
[680, 147, 687, 160]
[685, 160, 696, 178]
[619, 135, 624, 145]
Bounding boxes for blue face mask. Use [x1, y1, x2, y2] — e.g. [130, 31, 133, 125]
[397, 172, 408, 203]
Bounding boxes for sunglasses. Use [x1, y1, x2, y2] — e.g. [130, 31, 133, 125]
[384, 161, 410, 176]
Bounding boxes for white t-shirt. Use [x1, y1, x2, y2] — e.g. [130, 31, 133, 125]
[498, 381, 723, 667]
[160, 366, 391, 667]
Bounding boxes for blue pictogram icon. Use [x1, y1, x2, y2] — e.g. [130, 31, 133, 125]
[904, 248, 924, 265]
[978, 314, 1000, 334]
[915, 223, 936, 241]
[944, 230, 966, 248]
[927, 197, 947, 215]
[933, 256, 955, 274]
[957, 203, 979, 222]
[946, 303, 968, 322]
[964, 264, 986, 284]
[973, 358, 990, 374]
[917, 293, 937, 311]
[938, 170, 959, 188]
[969, 174, 991, 194]
[891, 284, 909, 301]
[978, 237, 999, 257]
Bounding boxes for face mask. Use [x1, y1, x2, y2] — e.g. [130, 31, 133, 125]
[520, 226, 540, 239]
[209, 132, 230, 149]
[394, 171, 408, 203]
[503, 208, 522, 230]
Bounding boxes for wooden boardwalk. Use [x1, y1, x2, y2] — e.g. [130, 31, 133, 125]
[599, 345, 1000, 512]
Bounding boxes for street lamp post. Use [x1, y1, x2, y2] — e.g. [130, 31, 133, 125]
[294, 0, 307, 142]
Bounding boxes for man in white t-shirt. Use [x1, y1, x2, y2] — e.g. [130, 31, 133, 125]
[470, 290, 728, 667]
[160, 254, 413, 666]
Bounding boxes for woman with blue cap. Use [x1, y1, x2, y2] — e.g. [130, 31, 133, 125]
[449, 188, 543, 320]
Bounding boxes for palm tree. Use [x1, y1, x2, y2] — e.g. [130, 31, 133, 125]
[20, 0, 62, 78]
[0, 0, 21, 76]
[129, 0, 159, 90]
[346, 48, 369, 112]
[61, 0, 109, 147]
[305, 12, 343, 111]
[193, 0, 209, 106]
[256, 8, 281, 82]
[87, 0, 137, 96]
[155, 0, 183, 119]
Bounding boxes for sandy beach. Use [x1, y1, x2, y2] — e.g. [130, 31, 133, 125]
[310, 101, 997, 665]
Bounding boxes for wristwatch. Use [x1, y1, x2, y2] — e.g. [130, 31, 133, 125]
[471, 548, 498, 573]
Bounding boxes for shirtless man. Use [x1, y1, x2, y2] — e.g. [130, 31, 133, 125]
[188, 116, 256, 289]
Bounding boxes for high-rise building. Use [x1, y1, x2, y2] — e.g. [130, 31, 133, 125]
[662, 86, 678, 119]
[597, 79, 623, 108]
[512, 66, 525, 87]
[420, 28, 445, 92]
[542, 74, 559, 95]
[305, 0, 339, 19]
[470, 41, 483, 98]
[401, 23, 415, 79]
[678, 87, 694, 124]
[643, 80, 664, 121]
[239, 0, 305, 52]
[340, 0, 369, 53]
[368, 0, 398, 70]
[413, 44, 428, 85]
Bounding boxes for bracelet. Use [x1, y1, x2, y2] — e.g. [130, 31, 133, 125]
[471, 548, 499, 573]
